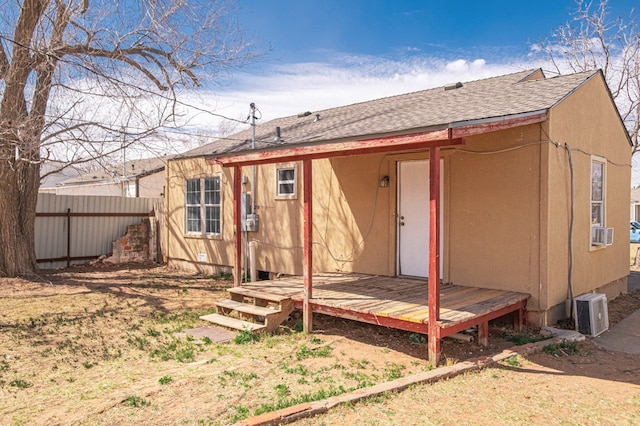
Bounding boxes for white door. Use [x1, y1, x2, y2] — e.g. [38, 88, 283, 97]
[397, 160, 443, 278]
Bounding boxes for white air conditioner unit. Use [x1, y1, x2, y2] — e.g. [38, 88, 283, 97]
[591, 227, 613, 246]
[574, 293, 609, 336]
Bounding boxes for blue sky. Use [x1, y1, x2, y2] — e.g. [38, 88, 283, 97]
[185, 0, 637, 128]
[237, 0, 579, 63]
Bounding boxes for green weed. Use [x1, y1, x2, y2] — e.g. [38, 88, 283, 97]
[218, 370, 258, 389]
[296, 344, 332, 360]
[158, 375, 173, 385]
[233, 330, 261, 345]
[9, 379, 31, 389]
[254, 386, 350, 416]
[543, 340, 579, 356]
[280, 364, 310, 376]
[383, 363, 406, 380]
[505, 356, 521, 367]
[125, 395, 150, 407]
[229, 405, 250, 422]
[343, 371, 376, 388]
[175, 346, 195, 363]
[505, 333, 547, 345]
[274, 383, 289, 398]
[146, 328, 161, 337]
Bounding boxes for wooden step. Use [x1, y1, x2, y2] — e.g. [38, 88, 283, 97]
[199, 313, 265, 332]
[215, 299, 279, 317]
[228, 287, 291, 303]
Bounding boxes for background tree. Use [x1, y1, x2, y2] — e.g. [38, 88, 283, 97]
[0, 0, 256, 277]
[534, 0, 639, 155]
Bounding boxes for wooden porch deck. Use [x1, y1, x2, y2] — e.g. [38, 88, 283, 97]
[236, 273, 529, 339]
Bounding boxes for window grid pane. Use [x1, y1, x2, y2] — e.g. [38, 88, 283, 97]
[591, 161, 603, 202]
[591, 160, 605, 230]
[186, 179, 201, 206]
[186, 206, 201, 232]
[205, 206, 220, 234]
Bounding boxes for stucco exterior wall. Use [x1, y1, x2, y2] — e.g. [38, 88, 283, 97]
[544, 73, 631, 323]
[446, 124, 543, 310]
[165, 158, 236, 273]
[165, 155, 396, 276]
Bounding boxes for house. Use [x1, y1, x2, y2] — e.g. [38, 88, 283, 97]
[40, 156, 171, 198]
[165, 69, 631, 363]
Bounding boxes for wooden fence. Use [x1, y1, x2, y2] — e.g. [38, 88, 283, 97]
[35, 194, 161, 269]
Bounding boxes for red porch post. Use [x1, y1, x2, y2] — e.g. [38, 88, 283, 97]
[428, 147, 441, 365]
[233, 166, 243, 287]
[302, 159, 313, 333]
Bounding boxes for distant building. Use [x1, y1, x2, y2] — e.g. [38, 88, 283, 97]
[40, 156, 172, 198]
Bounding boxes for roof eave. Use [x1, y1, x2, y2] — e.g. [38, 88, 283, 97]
[207, 111, 548, 167]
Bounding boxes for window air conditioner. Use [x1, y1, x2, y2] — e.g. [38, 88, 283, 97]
[574, 293, 609, 337]
[591, 226, 613, 246]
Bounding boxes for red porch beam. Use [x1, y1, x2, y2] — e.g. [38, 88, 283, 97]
[302, 159, 313, 334]
[233, 166, 243, 287]
[208, 132, 463, 167]
[450, 112, 547, 139]
[428, 146, 441, 366]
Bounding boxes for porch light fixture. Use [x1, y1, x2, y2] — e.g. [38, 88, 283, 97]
[379, 175, 390, 187]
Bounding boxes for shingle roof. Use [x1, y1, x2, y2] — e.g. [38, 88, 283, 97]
[182, 68, 598, 159]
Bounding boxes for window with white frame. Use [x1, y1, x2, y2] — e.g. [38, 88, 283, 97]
[591, 158, 605, 228]
[186, 177, 221, 235]
[276, 164, 297, 199]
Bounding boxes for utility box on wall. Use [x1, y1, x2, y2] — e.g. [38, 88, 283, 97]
[574, 293, 609, 336]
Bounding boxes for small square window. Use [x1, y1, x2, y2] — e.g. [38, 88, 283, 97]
[276, 165, 297, 199]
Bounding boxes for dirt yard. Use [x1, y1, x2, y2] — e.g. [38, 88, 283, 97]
[0, 264, 639, 425]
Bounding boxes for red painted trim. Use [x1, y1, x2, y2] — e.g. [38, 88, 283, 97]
[306, 303, 430, 334]
[208, 135, 464, 167]
[302, 159, 313, 333]
[428, 147, 441, 365]
[233, 166, 242, 287]
[451, 112, 547, 139]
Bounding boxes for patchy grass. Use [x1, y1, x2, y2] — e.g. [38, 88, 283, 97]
[0, 265, 449, 425]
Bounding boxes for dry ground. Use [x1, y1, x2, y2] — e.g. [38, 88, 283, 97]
[0, 264, 639, 425]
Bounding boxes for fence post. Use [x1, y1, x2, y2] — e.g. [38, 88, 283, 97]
[66, 208, 71, 268]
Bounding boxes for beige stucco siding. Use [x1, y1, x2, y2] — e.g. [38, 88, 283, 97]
[446, 125, 543, 310]
[546, 73, 631, 315]
[165, 158, 236, 271]
[166, 154, 395, 276]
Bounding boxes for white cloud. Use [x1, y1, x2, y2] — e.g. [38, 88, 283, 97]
[181, 55, 534, 131]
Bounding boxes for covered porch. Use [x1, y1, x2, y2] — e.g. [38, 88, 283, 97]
[229, 273, 529, 349]
[208, 115, 544, 364]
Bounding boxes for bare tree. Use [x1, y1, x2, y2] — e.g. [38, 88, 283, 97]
[534, 0, 639, 154]
[0, 0, 257, 276]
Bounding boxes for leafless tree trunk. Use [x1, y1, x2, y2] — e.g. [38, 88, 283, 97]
[0, 0, 256, 276]
[534, 0, 640, 154]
